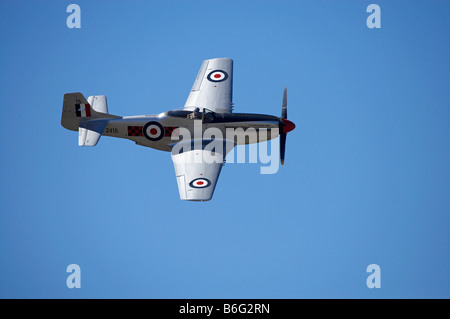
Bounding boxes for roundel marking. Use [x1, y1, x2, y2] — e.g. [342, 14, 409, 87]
[207, 70, 228, 82]
[189, 178, 211, 188]
[143, 121, 165, 141]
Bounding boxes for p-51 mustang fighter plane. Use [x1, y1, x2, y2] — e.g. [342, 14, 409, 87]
[61, 58, 295, 201]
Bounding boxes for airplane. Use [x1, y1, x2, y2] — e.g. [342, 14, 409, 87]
[61, 58, 295, 201]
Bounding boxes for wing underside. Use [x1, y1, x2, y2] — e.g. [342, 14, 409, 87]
[172, 149, 224, 201]
[184, 58, 233, 114]
[170, 138, 237, 201]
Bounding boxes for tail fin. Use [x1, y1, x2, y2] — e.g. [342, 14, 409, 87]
[61, 92, 120, 146]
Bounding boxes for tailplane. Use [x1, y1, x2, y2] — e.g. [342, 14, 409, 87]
[61, 92, 120, 146]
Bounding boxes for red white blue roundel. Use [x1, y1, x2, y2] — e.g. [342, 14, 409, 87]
[207, 70, 228, 82]
[143, 121, 164, 141]
[189, 178, 211, 188]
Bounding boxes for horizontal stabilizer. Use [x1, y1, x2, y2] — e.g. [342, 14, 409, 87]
[87, 95, 108, 114]
[78, 128, 101, 146]
[78, 120, 108, 146]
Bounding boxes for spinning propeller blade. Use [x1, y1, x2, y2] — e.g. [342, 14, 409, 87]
[279, 88, 295, 165]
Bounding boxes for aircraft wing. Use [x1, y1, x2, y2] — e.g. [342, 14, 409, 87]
[171, 142, 229, 201]
[184, 58, 233, 114]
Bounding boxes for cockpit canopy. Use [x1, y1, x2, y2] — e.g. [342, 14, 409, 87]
[163, 108, 216, 122]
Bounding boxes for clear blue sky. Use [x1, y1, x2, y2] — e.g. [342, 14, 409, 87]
[0, 0, 449, 298]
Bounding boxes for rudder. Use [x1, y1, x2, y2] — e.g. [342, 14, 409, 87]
[61, 93, 119, 131]
[61, 92, 89, 131]
[61, 92, 120, 146]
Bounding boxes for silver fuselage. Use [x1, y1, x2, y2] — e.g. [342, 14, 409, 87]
[100, 110, 281, 152]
